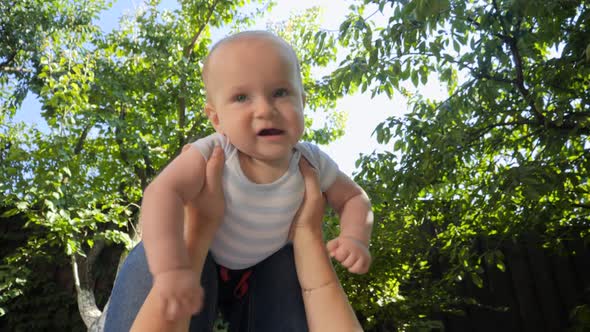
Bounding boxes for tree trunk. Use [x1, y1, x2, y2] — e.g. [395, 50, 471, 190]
[72, 239, 105, 329]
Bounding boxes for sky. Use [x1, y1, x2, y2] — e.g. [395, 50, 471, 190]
[15, 0, 448, 176]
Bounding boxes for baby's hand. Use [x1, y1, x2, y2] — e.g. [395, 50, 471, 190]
[327, 236, 371, 274]
[152, 268, 203, 320]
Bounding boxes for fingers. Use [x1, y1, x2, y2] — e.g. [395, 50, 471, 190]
[206, 145, 225, 188]
[327, 237, 372, 274]
[326, 238, 340, 254]
[298, 157, 315, 176]
[287, 220, 296, 241]
[347, 256, 370, 274]
[341, 251, 358, 268]
[327, 238, 352, 263]
[163, 289, 204, 321]
[298, 158, 321, 200]
[194, 287, 204, 313]
[156, 270, 204, 322]
[291, 158, 325, 236]
[184, 286, 204, 314]
[164, 298, 179, 321]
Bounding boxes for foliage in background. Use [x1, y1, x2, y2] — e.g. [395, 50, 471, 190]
[327, 0, 590, 329]
[0, 209, 86, 331]
[2, 0, 590, 330]
[0, 0, 343, 329]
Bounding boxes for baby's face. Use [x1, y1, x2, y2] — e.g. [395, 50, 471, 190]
[204, 36, 305, 166]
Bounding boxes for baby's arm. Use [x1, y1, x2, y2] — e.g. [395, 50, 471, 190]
[130, 146, 225, 332]
[139, 145, 207, 318]
[324, 171, 374, 274]
[141, 146, 206, 273]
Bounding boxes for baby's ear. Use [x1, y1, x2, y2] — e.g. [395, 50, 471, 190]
[205, 104, 222, 133]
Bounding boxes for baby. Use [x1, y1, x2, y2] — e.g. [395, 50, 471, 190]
[139, 30, 374, 319]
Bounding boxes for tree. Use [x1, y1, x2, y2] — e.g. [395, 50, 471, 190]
[327, 0, 589, 329]
[0, 0, 343, 329]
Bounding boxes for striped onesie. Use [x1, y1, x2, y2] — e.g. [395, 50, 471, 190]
[192, 133, 339, 269]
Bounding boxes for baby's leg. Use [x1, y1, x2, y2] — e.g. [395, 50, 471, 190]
[103, 243, 219, 331]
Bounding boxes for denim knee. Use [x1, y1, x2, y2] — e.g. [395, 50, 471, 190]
[104, 243, 219, 332]
[104, 243, 152, 332]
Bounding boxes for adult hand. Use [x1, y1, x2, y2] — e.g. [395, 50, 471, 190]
[183, 144, 225, 260]
[290, 158, 326, 240]
[190, 145, 225, 223]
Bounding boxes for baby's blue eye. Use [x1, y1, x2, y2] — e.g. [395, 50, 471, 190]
[273, 88, 289, 98]
[235, 94, 247, 102]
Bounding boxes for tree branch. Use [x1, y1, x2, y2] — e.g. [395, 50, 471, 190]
[177, 0, 221, 148]
[0, 52, 17, 69]
[468, 120, 537, 142]
[463, 15, 505, 40]
[183, 0, 221, 58]
[504, 37, 545, 121]
[473, 71, 515, 86]
[491, 0, 546, 124]
[0, 66, 32, 74]
[74, 123, 93, 155]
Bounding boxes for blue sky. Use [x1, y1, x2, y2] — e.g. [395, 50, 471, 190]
[15, 0, 447, 176]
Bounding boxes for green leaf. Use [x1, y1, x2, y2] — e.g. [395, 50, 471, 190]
[411, 71, 419, 87]
[471, 272, 483, 288]
[1, 209, 20, 218]
[453, 40, 460, 53]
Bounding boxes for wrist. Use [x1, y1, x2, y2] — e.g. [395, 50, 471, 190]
[340, 234, 369, 248]
[301, 278, 339, 295]
[293, 227, 323, 244]
[156, 266, 192, 273]
[153, 265, 193, 279]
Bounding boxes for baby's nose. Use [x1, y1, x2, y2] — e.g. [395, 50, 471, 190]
[254, 98, 275, 118]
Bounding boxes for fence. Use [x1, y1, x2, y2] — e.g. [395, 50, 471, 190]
[436, 234, 590, 332]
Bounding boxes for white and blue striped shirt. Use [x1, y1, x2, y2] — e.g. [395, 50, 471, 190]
[192, 133, 339, 269]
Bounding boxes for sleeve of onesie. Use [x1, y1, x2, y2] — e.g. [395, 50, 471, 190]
[190, 132, 230, 161]
[297, 142, 340, 192]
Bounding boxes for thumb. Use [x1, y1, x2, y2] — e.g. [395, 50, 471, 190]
[206, 145, 224, 187]
[326, 238, 340, 254]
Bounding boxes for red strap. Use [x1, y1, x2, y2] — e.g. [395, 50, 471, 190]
[220, 266, 230, 282]
[234, 270, 253, 299]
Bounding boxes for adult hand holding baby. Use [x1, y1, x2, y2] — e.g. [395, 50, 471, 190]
[290, 159, 372, 275]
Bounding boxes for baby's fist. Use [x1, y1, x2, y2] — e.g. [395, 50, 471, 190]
[153, 268, 203, 320]
[326, 236, 371, 274]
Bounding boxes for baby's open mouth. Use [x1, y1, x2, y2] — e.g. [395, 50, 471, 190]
[258, 128, 285, 136]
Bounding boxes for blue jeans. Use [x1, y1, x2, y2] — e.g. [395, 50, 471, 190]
[104, 243, 308, 332]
